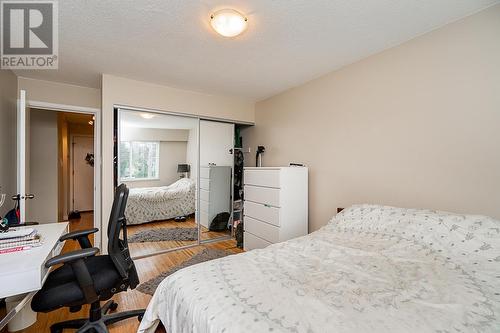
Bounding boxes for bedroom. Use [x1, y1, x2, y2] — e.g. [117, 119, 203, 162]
[0, 1, 499, 332]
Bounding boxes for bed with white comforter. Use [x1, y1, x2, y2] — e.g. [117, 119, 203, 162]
[138, 204, 500, 332]
[125, 178, 195, 225]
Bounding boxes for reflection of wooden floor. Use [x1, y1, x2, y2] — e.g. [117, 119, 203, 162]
[11, 212, 242, 333]
[127, 216, 230, 258]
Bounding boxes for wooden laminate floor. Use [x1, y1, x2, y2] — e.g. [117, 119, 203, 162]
[128, 215, 231, 258]
[2, 212, 242, 333]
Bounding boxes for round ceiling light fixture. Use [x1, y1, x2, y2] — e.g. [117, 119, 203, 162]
[210, 9, 248, 38]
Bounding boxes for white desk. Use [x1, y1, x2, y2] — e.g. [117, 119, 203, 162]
[0, 223, 68, 330]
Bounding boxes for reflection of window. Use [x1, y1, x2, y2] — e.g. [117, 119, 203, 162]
[119, 141, 159, 180]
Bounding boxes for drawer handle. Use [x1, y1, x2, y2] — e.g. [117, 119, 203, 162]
[264, 204, 271, 208]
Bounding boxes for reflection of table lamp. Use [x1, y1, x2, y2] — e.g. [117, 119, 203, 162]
[177, 164, 190, 178]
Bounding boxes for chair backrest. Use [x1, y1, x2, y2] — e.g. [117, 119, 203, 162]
[107, 184, 139, 288]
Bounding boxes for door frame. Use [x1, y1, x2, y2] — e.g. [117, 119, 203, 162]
[69, 134, 95, 214]
[27, 100, 102, 247]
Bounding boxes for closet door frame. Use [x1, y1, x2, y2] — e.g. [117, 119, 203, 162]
[198, 119, 235, 244]
[114, 105, 249, 259]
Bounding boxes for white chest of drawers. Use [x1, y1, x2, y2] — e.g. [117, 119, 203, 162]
[199, 165, 232, 228]
[243, 167, 308, 251]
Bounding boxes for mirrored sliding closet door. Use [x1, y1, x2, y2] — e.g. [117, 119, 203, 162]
[116, 109, 199, 257]
[199, 120, 234, 242]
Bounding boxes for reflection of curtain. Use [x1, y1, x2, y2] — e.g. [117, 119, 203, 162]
[234, 150, 244, 200]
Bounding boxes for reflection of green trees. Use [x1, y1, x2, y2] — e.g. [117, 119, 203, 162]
[119, 142, 159, 179]
[119, 142, 130, 177]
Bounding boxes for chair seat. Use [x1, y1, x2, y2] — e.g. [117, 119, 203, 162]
[32, 255, 122, 313]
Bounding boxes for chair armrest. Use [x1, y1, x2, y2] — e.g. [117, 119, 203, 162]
[59, 228, 98, 241]
[45, 247, 100, 304]
[45, 247, 99, 268]
[59, 228, 98, 249]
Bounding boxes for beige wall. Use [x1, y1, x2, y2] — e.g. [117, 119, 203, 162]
[18, 77, 101, 109]
[0, 70, 18, 216]
[28, 109, 59, 223]
[101, 74, 255, 247]
[242, 5, 500, 232]
[102, 75, 254, 123]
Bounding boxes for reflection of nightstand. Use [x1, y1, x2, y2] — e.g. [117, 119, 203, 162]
[243, 167, 308, 251]
[199, 166, 231, 228]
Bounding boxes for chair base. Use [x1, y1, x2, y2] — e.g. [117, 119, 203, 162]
[50, 300, 145, 333]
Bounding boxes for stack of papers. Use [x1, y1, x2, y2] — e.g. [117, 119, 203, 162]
[0, 228, 42, 254]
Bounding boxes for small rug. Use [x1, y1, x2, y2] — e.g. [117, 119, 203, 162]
[128, 227, 198, 243]
[136, 248, 233, 295]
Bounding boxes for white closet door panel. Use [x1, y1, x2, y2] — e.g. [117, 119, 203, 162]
[199, 121, 234, 167]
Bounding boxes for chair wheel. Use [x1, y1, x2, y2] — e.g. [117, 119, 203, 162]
[109, 301, 118, 311]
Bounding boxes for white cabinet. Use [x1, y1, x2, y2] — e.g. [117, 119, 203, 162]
[199, 165, 231, 228]
[243, 167, 308, 251]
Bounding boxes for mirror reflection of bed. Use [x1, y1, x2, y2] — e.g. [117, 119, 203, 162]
[118, 111, 201, 257]
[116, 110, 237, 258]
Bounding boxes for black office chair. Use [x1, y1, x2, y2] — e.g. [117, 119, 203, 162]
[31, 184, 145, 333]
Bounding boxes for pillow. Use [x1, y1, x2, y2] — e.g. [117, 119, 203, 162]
[327, 204, 500, 297]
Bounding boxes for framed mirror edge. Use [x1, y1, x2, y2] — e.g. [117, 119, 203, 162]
[115, 104, 255, 126]
[114, 105, 240, 258]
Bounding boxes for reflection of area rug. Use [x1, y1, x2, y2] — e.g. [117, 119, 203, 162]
[128, 227, 198, 243]
[136, 248, 233, 295]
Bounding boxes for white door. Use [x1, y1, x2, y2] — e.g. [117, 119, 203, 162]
[199, 120, 235, 233]
[199, 120, 235, 167]
[72, 136, 94, 212]
[17, 90, 35, 223]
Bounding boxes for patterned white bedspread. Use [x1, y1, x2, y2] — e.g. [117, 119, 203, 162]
[125, 178, 195, 225]
[138, 204, 500, 332]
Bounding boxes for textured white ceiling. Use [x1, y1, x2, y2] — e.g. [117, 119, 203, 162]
[14, 0, 499, 101]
